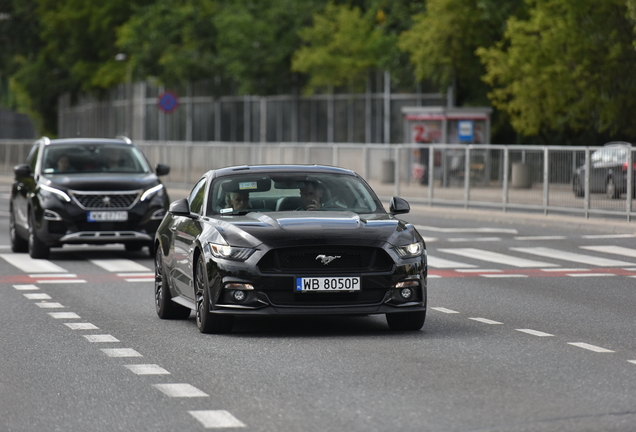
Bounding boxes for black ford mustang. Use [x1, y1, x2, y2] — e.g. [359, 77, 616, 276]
[154, 165, 427, 333]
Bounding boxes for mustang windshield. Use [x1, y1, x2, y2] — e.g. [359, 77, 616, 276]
[42, 144, 150, 175]
[208, 173, 383, 215]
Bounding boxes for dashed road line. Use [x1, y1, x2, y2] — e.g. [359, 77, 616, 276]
[431, 307, 460, 314]
[510, 247, 635, 267]
[469, 317, 504, 325]
[101, 348, 143, 357]
[567, 342, 615, 353]
[23, 293, 51, 300]
[516, 329, 554, 337]
[153, 383, 209, 398]
[83, 334, 120, 343]
[35, 302, 65, 308]
[48, 312, 81, 319]
[566, 273, 615, 278]
[13, 284, 39, 290]
[189, 410, 246, 429]
[125, 364, 170, 375]
[480, 274, 528, 278]
[65, 323, 99, 330]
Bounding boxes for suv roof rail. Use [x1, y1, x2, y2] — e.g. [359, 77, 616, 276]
[115, 135, 132, 144]
[40, 136, 51, 145]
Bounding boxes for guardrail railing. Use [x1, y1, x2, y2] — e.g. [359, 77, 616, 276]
[2, 140, 634, 221]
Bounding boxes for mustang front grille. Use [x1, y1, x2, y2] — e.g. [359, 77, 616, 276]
[70, 191, 141, 210]
[257, 246, 394, 273]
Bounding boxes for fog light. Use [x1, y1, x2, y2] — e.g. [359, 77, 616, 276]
[233, 290, 246, 302]
[400, 287, 413, 300]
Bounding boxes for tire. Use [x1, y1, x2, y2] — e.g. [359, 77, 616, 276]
[606, 177, 619, 199]
[386, 310, 426, 331]
[155, 246, 191, 320]
[195, 254, 234, 334]
[10, 206, 28, 253]
[28, 212, 50, 259]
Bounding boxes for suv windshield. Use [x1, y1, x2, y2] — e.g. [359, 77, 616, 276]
[42, 144, 150, 175]
[208, 172, 383, 215]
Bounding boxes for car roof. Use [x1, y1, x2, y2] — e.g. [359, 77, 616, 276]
[41, 137, 134, 147]
[209, 165, 357, 178]
[603, 141, 632, 147]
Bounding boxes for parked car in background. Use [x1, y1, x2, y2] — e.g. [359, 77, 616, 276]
[572, 141, 635, 199]
[154, 165, 427, 334]
[10, 137, 171, 258]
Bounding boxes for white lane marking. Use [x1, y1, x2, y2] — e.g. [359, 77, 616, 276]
[35, 279, 87, 284]
[514, 236, 566, 241]
[480, 274, 528, 278]
[124, 278, 154, 283]
[49, 312, 80, 319]
[448, 237, 501, 242]
[510, 247, 635, 267]
[469, 318, 503, 325]
[422, 236, 438, 243]
[431, 307, 460, 314]
[415, 226, 518, 234]
[516, 329, 554, 337]
[101, 348, 142, 357]
[581, 245, 636, 259]
[153, 383, 209, 398]
[567, 273, 615, 278]
[125, 364, 170, 375]
[13, 284, 40, 290]
[427, 256, 477, 269]
[456, 269, 502, 273]
[582, 234, 635, 239]
[90, 259, 151, 272]
[35, 302, 64, 308]
[541, 268, 588, 272]
[189, 410, 246, 428]
[23, 293, 51, 300]
[65, 323, 99, 330]
[428, 275, 442, 278]
[28, 273, 77, 278]
[0, 254, 68, 273]
[84, 334, 119, 343]
[439, 248, 556, 268]
[117, 272, 154, 277]
[567, 342, 614, 353]
[628, 360, 636, 365]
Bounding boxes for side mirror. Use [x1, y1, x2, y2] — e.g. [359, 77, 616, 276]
[168, 198, 191, 216]
[389, 196, 410, 215]
[156, 163, 170, 176]
[14, 164, 31, 178]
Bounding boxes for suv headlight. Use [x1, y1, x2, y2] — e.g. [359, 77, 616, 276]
[140, 184, 164, 201]
[394, 241, 424, 258]
[209, 241, 256, 261]
[40, 184, 71, 202]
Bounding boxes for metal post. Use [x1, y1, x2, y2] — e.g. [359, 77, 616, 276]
[584, 148, 590, 218]
[428, 144, 434, 205]
[393, 145, 400, 197]
[464, 146, 471, 208]
[627, 148, 633, 221]
[543, 147, 549, 215]
[502, 147, 509, 211]
[383, 70, 391, 144]
[259, 98, 267, 143]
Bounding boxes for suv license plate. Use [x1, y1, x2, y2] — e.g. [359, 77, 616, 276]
[295, 277, 360, 292]
[87, 211, 128, 222]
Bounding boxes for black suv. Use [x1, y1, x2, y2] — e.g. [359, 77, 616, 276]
[10, 137, 171, 258]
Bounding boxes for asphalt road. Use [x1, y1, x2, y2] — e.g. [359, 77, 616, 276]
[1, 182, 636, 432]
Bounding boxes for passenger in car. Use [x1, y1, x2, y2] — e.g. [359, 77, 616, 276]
[226, 191, 250, 210]
[56, 155, 75, 172]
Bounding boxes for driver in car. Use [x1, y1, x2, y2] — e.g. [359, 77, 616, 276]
[225, 191, 250, 210]
[300, 181, 323, 211]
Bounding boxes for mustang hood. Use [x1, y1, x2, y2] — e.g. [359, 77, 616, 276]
[217, 211, 421, 249]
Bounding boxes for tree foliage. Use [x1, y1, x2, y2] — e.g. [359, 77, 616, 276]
[478, 0, 636, 141]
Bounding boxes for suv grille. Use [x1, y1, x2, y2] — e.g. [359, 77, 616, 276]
[70, 191, 140, 210]
[257, 246, 394, 274]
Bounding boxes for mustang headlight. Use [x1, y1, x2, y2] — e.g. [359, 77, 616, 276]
[209, 242, 256, 261]
[394, 241, 424, 259]
[140, 184, 164, 201]
[39, 184, 71, 202]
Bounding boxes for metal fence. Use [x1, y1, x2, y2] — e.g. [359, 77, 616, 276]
[1, 139, 634, 221]
[0, 109, 35, 139]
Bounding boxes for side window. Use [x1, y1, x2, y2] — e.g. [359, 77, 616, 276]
[188, 178, 207, 215]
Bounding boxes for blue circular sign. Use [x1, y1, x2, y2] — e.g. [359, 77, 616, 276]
[158, 91, 179, 113]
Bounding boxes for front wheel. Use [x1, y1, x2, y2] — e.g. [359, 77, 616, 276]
[573, 176, 584, 198]
[195, 255, 234, 334]
[155, 247, 191, 319]
[386, 310, 426, 331]
[28, 212, 50, 259]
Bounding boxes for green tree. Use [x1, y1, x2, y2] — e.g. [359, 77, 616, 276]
[291, 2, 393, 93]
[478, 0, 636, 143]
[398, 0, 525, 107]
